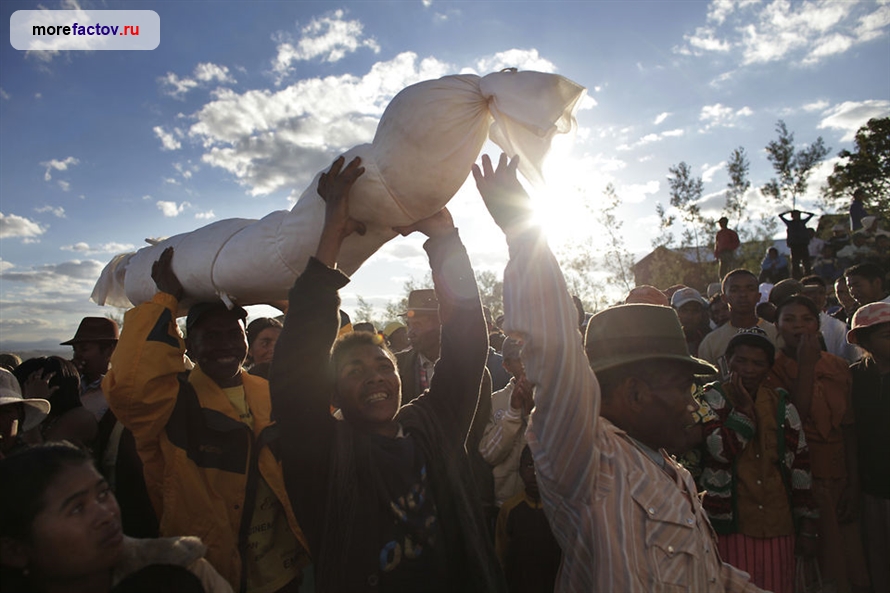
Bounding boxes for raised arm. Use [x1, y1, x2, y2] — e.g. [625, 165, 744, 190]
[270, 155, 363, 553]
[393, 209, 488, 439]
[473, 153, 601, 501]
[102, 246, 189, 512]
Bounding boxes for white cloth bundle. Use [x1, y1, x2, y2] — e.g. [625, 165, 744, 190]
[92, 70, 586, 311]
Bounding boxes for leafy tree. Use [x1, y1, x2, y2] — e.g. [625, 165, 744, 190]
[761, 120, 830, 210]
[667, 161, 711, 265]
[597, 184, 636, 294]
[822, 116, 890, 223]
[723, 147, 750, 227]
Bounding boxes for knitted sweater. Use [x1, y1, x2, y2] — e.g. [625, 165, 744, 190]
[699, 381, 818, 535]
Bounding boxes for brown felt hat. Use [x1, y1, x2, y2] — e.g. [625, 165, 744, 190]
[60, 317, 119, 345]
[584, 304, 716, 375]
[401, 289, 438, 316]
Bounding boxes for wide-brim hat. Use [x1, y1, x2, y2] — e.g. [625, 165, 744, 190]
[60, 317, 119, 345]
[0, 368, 50, 432]
[847, 302, 890, 345]
[186, 302, 247, 334]
[401, 289, 439, 316]
[584, 304, 716, 375]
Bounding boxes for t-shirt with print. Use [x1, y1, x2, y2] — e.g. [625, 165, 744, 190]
[364, 429, 447, 593]
[223, 385, 300, 593]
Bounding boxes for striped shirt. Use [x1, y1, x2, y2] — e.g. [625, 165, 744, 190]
[502, 228, 764, 593]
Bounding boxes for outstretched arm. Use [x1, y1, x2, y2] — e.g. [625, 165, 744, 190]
[270, 156, 364, 554]
[474, 153, 601, 502]
[394, 209, 489, 438]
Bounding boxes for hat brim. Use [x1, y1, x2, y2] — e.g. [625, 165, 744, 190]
[0, 396, 51, 432]
[399, 308, 439, 317]
[60, 337, 118, 346]
[589, 353, 717, 376]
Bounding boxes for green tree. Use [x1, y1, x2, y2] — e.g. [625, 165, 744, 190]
[762, 120, 830, 210]
[723, 147, 750, 227]
[822, 116, 890, 223]
[598, 183, 636, 294]
[668, 161, 711, 265]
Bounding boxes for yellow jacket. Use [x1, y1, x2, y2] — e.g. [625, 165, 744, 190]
[103, 292, 309, 591]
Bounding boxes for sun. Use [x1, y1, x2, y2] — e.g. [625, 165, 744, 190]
[526, 144, 608, 254]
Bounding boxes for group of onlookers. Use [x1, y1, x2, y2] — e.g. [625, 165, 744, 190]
[1, 153, 887, 593]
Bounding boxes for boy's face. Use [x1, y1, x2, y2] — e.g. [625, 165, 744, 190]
[333, 343, 401, 431]
[728, 344, 771, 395]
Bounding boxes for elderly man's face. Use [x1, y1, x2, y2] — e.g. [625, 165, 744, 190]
[406, 312, 440, 357]
[636, 364, 698, 453]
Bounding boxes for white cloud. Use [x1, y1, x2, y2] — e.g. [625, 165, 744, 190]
[701, 161, 727, 183]
[57, 180, 70, 192]
[0, 259, 13, 273]
[0, 212, 46, 239]
[35, 205, 66, 218]
[195, 210, 216, 220]
[422, 0, 433, 6]
[153, 126, 182, 151]
[159, 62, 235, 99]
[699, 103, 753, 130]
[678, 0, 889, 67]
[60, 241, 135, 254]
[190, 51, 451, 196]
[156, 201, 190, 217]
[818, 99, 890, 141]
[194, 63, 235, 84]
[619, 180, 660, 204]
[654, 112, 671, 125]
[803, 99, 830, 112]
[41, 156, 79, 181]
[272, 9, 381, 84]
[617, 128, 684, 151]
[0, 88, 9, 100]
[474, 48, 557, 74]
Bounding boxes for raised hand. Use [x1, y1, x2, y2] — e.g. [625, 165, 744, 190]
[392, 208, 455, 240]
[317, 156, 366, 241]
[315, 156, 366, 268]
[471, 153, 534, 234]
[151, 246, 184, 301]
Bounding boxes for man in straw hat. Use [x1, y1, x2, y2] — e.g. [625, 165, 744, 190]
[472, 152, 765, 592]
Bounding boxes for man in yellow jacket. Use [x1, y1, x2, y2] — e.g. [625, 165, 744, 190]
[103, 246, 309, 593]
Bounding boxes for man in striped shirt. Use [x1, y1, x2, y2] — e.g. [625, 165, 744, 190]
[472, 153, 765, 592]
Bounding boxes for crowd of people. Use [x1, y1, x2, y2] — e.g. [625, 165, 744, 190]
[1, 153, 887, 593]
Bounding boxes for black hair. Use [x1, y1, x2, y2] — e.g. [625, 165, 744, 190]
[845, 263, 885, 285]
[725, 333, 776, 367]
[0, 442, 92, 541]
[774, 295, 822, 329]
[330, 331, 396, 379]
[12, 357, 82, 421]
[721, 269, 758, 293]
[246, 317, 282, 348]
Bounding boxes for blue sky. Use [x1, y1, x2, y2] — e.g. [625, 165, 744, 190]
[2, 0, 889, 350]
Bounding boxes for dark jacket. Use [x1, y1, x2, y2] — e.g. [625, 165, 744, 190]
[271, 230, 506, 593]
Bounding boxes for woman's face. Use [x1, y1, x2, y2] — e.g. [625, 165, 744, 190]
[776, 302, 820, 351]
[24, 462, 123, 581]
[249, 326, 281, 366]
